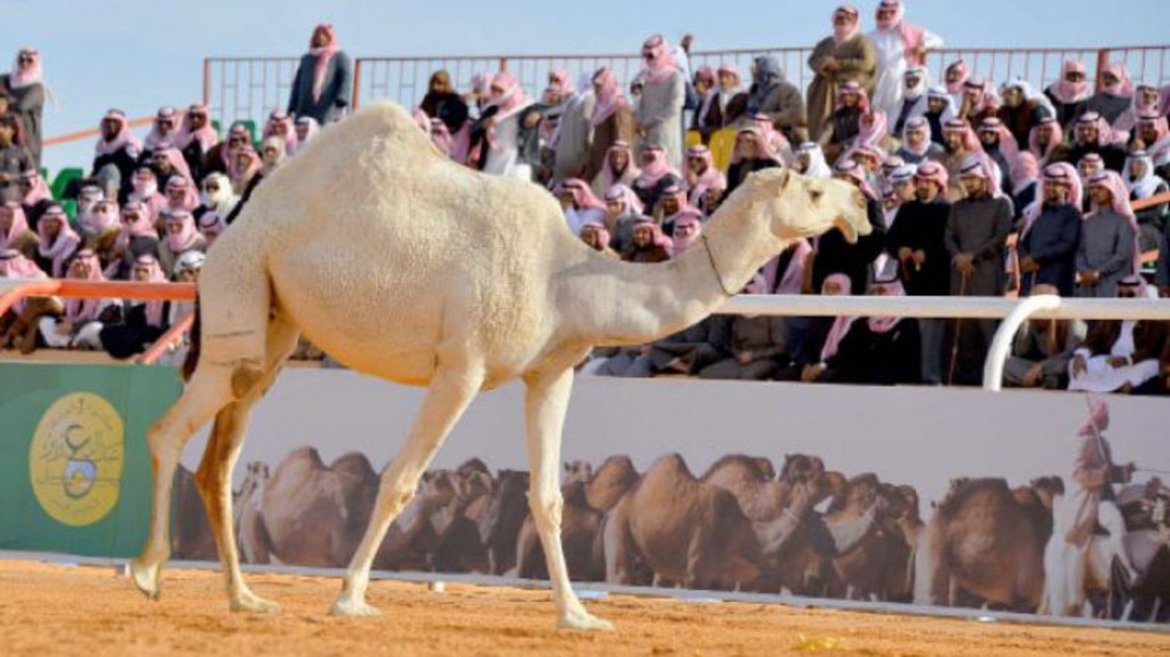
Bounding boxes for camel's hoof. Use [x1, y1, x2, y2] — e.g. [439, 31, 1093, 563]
[128, 558, 161, 601]
[231, 590, 281, 614]
[330, 597, 382, 617]
[558, 609, 615, 632]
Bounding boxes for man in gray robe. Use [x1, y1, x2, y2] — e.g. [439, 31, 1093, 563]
[1003, 284, 1085, 389]
[552, 76, 595, 183]
[287, 24, 353, 125]
[635, 35, 686, 172]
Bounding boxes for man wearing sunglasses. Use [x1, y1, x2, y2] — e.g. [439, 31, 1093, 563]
[0, 48, 47, 167]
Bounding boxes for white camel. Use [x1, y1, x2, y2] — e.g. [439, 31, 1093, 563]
[127, 102, 870, 630]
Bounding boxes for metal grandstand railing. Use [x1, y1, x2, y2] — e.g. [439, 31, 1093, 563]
[203, 45, 1170, 129]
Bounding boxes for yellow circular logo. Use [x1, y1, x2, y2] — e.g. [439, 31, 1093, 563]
[29, 393, 125, 527]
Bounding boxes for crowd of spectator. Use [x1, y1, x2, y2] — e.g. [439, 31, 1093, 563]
[1, 6, 1169, 395]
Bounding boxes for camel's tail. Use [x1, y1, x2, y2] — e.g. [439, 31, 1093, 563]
[181, 296, 201, 382]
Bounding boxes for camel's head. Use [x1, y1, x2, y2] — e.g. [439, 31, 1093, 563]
[1030, 476, 1065, 510]
[738, 168, 871, 246]
[780, 453, 826, 485]
[563, 460, 593, 487]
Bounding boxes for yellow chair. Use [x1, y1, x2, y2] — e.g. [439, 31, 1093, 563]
[708, 128, 739, 172]
[685, 130, 703, 150]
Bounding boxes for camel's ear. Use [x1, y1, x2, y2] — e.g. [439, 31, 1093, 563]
[744, 167, 791, 202]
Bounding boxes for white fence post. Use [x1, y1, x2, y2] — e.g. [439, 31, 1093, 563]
[980, 295, 1063, 392]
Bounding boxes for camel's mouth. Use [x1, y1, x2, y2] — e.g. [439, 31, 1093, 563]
[834, 216, 859, 244]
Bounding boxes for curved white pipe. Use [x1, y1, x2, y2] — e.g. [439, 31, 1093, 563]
[982, 295, 1063, 392]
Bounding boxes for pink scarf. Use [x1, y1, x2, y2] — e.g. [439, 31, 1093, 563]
[485, 71, 530, 119]
[64, 250, 106, 322]
[8, 48, 43, 88]
[1010, 151, 1041, 194]
[80, 200, 119, 236]
[634, 146, 676, 189]
[875, 0, 926, 66]
[1028, 117, 1064, 163]
[429, 118, 453, 156]
[1086, 170, 1141, 274]
[154, 147, 194, 182]
[1100, 62, 1134, 98]
[856, 110, 889, 148]
[1075, 112, 1126, 147]
[833, 158, 878, 201]
[685, 146, 727, 208]
[164, 178, 200, 212]
[944, 60, 969, 95]
[309, 24, 340, 103]
[133, 255, 169, 327]
[175, 105, 218, 153]
[832, 5, 861, 44]
[835, 81, 871, 113]
[197, 212, 228, 249]
[978, 117, 1019, 160]
[604, 183, 645, 215]
[36, 208, 81, 277]
[914, 161, 949, 194]
[820, 273, 857, 361]
[116, 202, 158, 251]
[901, 116, 932, 157]
[1048, 61, 1091, 105]
[671, 210, 704, 254]
[639, 34, 678, 85]
[1139, 112, 1170, 165]
[227, 147, 262, 190]
[943, 119, 983, 154]
[602, 142, 641, 190]
[163, 211, 202, 254]
[144, 107, 180, 152]
[867, 278, 907, 333]
[560, 179, 606, 211]
[0, 249, 46, 313]
[1, 202, 31, 249]
[95, 110, 142, 157]
[263, 109, 299, 155]
[1021, 163, 1083, 237]
[21, 171, 51, 205]
[591, 67, 629, 127]
[762, 239, 813, 295]
[633, 218, 674, 256]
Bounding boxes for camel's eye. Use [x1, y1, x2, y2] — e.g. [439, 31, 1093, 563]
[810, 188, 824, 203]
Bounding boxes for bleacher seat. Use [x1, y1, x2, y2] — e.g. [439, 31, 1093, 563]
[50, 168, 84, 201]
[707, 128, 738, 172]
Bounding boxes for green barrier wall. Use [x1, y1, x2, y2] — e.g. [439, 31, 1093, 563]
[0, 363, 182, 557]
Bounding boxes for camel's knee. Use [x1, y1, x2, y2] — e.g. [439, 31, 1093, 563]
[529, 487, 564, 531]
[376, 473, 421, 516]
[230, 360, 266, 400]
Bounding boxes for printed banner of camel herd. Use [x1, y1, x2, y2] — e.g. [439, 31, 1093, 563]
[169, 447, 1170, 623]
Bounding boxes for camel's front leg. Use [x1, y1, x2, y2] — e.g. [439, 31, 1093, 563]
[524, 366, 614, 631]
[332, 363, 484, 616]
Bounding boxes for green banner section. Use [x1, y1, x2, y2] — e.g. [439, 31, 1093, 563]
[0, 363, 183, 557]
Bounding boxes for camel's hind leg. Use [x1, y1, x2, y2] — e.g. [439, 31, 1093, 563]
[523, 365, 613, 631]
[196, 317, 298, 613]
[332, 361, 484, 616]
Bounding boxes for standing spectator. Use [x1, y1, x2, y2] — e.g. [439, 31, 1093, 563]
[896, 116, 944, 164]
[38, 250, 112, 350]
[157, 209, 206, 275]
[688, 66, 716, 134]
[630, 145, 681, 212]
[1010, 152, 1042, 221]
[0, 115, 32, 204]
[1002, 284, 1085, 389]
[1087, 62, 1134, 128]
[868, 0, 942, 120]
[92, 109, 142, 200]
[1045, 60, 1093, 129]
[0, 48, 47, 167]
[812, 158, 887, 294]
[19, 169, 53, 228]
[0, 201, 37, 260]
[725, 127, 782, 196]
[635, 34, 686, 171]
[695, 64, 749, 141]
[684, 145, 726, 210]
[287, 24, 352, 124]
[941, 119, 982, 199]
[998, 79, 1054, 148]
[892, 66, 929, 135]
[1065, 112, 1127, 173]
[141, 107, 179, 160]
[745, 56, 806, 144]
[944, 155, 1013, 383]
[1125, 150, 1169, 252]
[262, 109, 298, 156]
[1075, 170, 1138, 299]
[1029, 117, 1068, 166]
[1068, 276, 1166, 393]
[419, 70, 470, 137]
[468, 71, 540, 180]
[175, 104, 217, 182]
[550, 74, 596, 183]
[1018, 163, 1083, 296]
[887, 162, 951, 383]
[807, 5, 877, 142]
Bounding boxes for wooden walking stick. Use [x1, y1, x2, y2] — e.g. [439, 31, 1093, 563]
[947, 270, 970, 385]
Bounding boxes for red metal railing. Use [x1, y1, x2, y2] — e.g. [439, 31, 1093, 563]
[203, 45, 1170, 129]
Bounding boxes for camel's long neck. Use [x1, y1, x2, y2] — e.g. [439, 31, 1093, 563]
[562, 193, 784, 346]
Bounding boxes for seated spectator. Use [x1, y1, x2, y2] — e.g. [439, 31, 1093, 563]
[695, 63, 748, 141]
[583, 67, 634, 187]
[163, 176, 199, 214]
[98, 255, 171, 360]
[1125, 150, 1169, 251]
[776, 272, 853, 381]
[558, 178, 606, 236]
[92, 109, 142, 200]
[761, 237, 813, 295]
[1046, 60, 1092, 129]
[669, 210, 703, 254]
[105, 201, 159, 280]
[0, 248, 59, 353]
[749, 112, 794, 163]
[420, 69, 470, 138]
[745, 55, 806, 144]
[141, 106, 179, 159]
[804, 259, 922, 385]
[941, 119, 983, 199]
[288, 23, 352, 125]
[1135, 112, 1170, 180]
[1069, 275, 1165, 392]
[699, 274, 790, 381]
[1003, 284, 1086, 389]
[601, 184, 643, 253]
[726, 127, 782, 196]
[175, 104, 217, 182]
[198, 210, 228, 248]
[853, 108, 892, 154]
[896, 116, 944, 165]
[892, 66, 928, 135]
[595, 140, 640, 194]
[849, 145, 885, 192]
[203, 121, 250, 178]
[34, 204, 79, 276]
[1029, 116, 1068, 167]
[0, 201, 37, 259]
[630, 145, 680, 212]
[292, 116, 320, 155]
[79, 198, 121, 266]
[157, 209, 206, 275]
[922, 87, 956, 148]
[19, 168, 53, 228]
[1159, 225, 1170, 297]
[658, 184, 696, 234]
[1076, 171, 1138, 298]
[684, 145, 725, 210]
[794, 142, 833, 178]
[579, 221, 618, 259]
[621, 217, 671, 263]
[225, 144, 262, 200]
[1064, 112, 1127, 172]
[128, 166, 165, 222]
[957, 79, 998, 127]
[998, 79, 1054, 148]
[1010, 151, 1041, 221]
[688, 66, 716, 133]
[977, 117, 1018, 196]
[1117, 83, 1163, 136]
[819, 81, 868, 162]
[194, 172, 238, 225]
[263, 109, 298, 158]
[613, 312, 731, 378]
[1018, 163, 1082, 295]
[812, 158, 886, 294]
[0, 114, 32, 204]
[151, 146, 193, 191]
[38, 249, 113, 350]
[1087, 62, 1134, 128]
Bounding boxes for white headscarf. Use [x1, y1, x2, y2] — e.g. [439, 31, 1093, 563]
[1124, 151, 1166, 199]
[796, 142, 832, 178]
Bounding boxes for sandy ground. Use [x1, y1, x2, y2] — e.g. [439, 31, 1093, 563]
[1, 560, 1168, 657]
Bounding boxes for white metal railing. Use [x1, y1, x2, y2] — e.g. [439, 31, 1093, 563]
[717, 294, 1170, 392]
